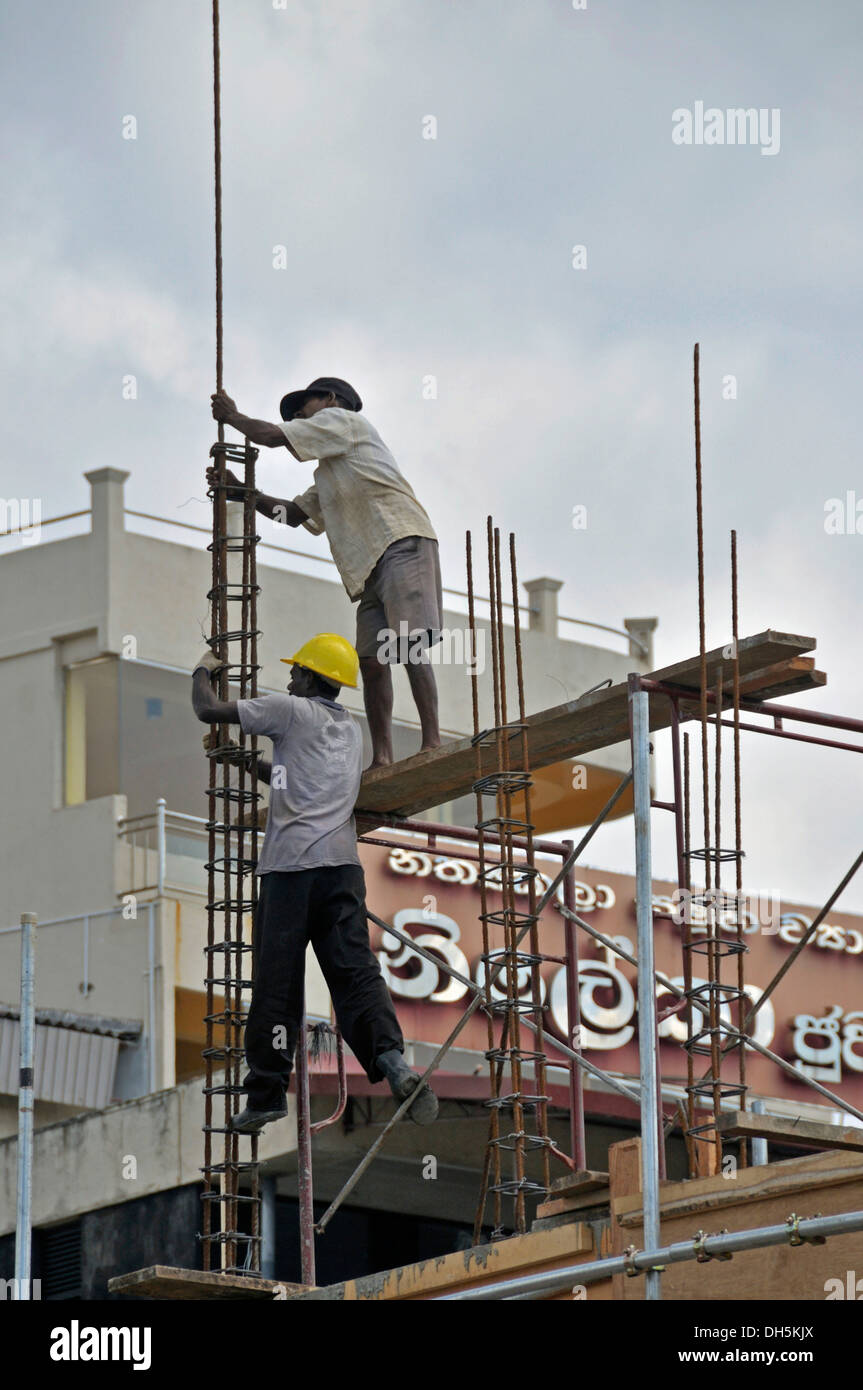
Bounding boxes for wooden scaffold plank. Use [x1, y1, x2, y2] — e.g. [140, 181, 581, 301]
[356, 630, 821, 821]
[107, 1264, 303, 1300]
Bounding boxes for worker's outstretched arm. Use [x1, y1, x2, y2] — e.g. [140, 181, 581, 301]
[192, 653, 240, 724]
[205, 465, 308, 527]
[211, 390, 300, 457]
[255, 491, 308, 525]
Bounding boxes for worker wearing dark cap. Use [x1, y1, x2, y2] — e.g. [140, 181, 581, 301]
[210, 378, 442, 768]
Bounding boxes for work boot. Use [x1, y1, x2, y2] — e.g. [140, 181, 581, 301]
[375, 1049, 439, 1125]
[230, 1104, 288, 1134]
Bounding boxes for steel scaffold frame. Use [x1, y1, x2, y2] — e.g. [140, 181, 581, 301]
[295, 670, 863, 1296]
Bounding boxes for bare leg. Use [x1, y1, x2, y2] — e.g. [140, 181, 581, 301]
[405, 659, 440, 753]
[360, 656, 394, 767]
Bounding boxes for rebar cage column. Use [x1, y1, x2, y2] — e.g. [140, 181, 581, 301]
[201, 441, 262, 1274]
[469, 520, 555, 1238]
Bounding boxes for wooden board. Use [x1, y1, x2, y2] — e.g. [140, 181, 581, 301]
[608, 1138, 642, 1303]
[107, 1265, 303, 1300]
[715, 1110, 863, 1154]
[611, 1149, 863, 1301]
[614, 1148, 863, 1228]
[356, 630, 818, 820]
[548, 1169, 609, 1198]
[736, 657, 825, 702]
[534, 1169, 610, 1221]
[535, 1191, 611, 1221]
[676, 656, 825, 710]
[290, 1223, 597, 1300]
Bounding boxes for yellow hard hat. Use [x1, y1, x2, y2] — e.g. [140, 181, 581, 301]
[281, 633, 359, 689]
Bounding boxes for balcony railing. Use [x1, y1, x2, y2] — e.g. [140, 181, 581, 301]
[117, 800, 209, 898]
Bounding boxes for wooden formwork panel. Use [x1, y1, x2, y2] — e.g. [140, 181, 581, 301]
[612, 1146, 863, 1301]
[290, 1220, 608, 1301]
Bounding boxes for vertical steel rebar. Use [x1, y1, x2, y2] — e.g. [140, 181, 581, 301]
[731, 531, 748, 1169]
[471, 522, 554, 1237]
[247, 447, 261, 1262]
[669, 704, 695, 1170]
[682, 731, 694, 1159]
[493, 526, 527, 1231]
[562, 848, 586, 1170]
[708, 662, 724, 1169]
[204, 0, 224, 1275]
[468, 532, 503, 1241]
[212, 0, 224, 415]
[219, 498, 235, 1271]
[296, 1000, 316, 1286]
[691, 340, 719, 1169]
[488, 517, 520, 1230]
[202, 436, 224, 1269]
[202, 4, 263, 1275]
[510, 534, 551, 1193]
[202, 453, 261, 1271]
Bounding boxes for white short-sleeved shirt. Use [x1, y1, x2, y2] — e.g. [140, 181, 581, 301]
[279, 408, 437, 601]
[236, 692, 363, 874]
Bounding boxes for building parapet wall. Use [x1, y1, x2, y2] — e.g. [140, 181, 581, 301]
[0, 1075, 297, 1239]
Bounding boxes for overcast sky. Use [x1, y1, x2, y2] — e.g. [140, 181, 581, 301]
[2, 0, 861, 909]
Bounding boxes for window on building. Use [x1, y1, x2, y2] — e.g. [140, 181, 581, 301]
[37, 1219, 82, 1300]
[64, 658, 120, 805]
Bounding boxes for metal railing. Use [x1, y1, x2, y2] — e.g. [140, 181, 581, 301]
[0, 503, 642, 654]
[117, 799, 210, 898]
[1, 904, 159, 1094]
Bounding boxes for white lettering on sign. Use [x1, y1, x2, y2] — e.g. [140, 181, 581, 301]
[791, 1006, 863, 1085]
[653, 891, 767, 934]
[549, 945, 636, 1049]
[377, 908, 470, 1004]
[777, 913, 863, 958]
[375, 913, 784, 1057]
[652, 895, 863, 958]
[386, 847, 615, 911]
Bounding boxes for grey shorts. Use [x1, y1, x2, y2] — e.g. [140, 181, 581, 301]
[355, 535, 443, 663]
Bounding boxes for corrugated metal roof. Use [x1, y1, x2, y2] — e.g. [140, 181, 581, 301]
[0, 1018, 120, 1107]
[0, 1002, 141, 1040]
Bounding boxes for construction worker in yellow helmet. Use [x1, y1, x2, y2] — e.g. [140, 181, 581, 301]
[192, 633, 438, 1134]
[283, 632, 360, 690]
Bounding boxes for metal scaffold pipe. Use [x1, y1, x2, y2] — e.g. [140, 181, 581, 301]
[629, 681, 662, 1301]
[432, 1209, 863, 1301]
[15, 912, 37, 1298]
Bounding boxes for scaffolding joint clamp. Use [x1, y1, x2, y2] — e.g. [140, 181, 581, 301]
[693, 1228, 733, 1263]
[786, 1212, 826, 1247]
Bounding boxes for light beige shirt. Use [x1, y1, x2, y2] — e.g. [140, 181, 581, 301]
[279, 408, 437, 601]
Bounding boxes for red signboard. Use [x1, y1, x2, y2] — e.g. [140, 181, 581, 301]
[359, 838, 863, 1115]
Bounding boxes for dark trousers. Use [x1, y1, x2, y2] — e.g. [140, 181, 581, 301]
[242, 864, 404, 1111]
